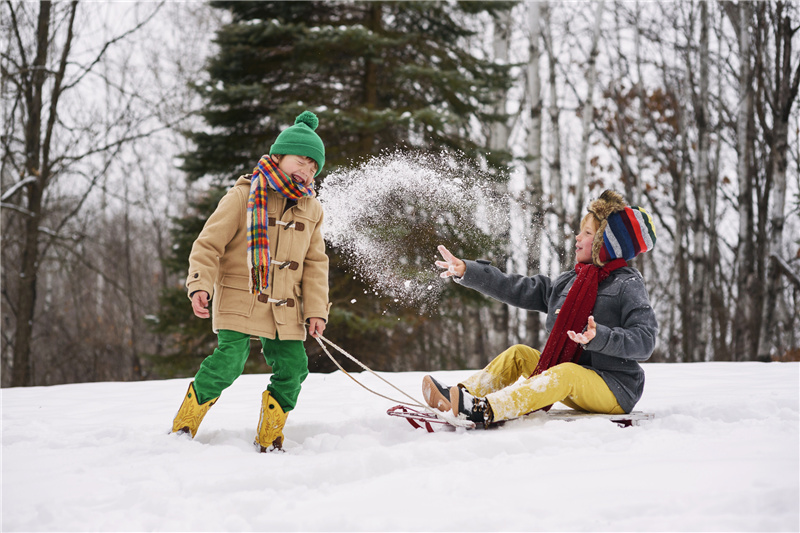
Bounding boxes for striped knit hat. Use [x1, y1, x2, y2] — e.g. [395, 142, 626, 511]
[588, 190, 656, 266]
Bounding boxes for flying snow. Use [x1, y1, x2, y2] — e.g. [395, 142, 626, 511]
[318, 150, 510, 307]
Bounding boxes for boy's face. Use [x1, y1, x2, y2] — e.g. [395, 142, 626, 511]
[273, 154, 318, 187]
[575, 218, 597, 264]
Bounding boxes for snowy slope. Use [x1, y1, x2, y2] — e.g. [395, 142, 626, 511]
[2, 362, 798, 532]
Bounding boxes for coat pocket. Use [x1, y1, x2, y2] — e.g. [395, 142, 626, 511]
[217, 275, 255, 317]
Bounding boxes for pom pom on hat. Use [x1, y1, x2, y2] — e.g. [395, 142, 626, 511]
[589, 190, 657, 266]
[294, 110, 319, 130]
[270, 111, 325, 176]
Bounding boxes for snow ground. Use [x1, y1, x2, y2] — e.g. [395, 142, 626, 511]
[2, 362, 798, 532]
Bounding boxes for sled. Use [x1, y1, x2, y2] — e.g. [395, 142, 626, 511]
[386, 405, 476, 431]
[387, 404, 653, 432]
[545, 409, 654, 427]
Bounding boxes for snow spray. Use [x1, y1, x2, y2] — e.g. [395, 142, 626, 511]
[318, 150, 511, 308]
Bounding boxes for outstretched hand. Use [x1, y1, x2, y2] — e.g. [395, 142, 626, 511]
[435, 245, 466, 278]
[568, 315, 597, 345]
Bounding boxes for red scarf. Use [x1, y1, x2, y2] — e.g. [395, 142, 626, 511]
[531, 258, 627, 377]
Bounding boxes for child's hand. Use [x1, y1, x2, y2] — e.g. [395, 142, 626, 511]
[435, 245, 466, 278]
[568, 316, 597, 345]
[191, 291, 211, 319]
[307, 317, 326, 338]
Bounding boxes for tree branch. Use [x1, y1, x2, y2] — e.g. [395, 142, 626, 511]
[41, 1, 78, 184]
[4, 0, 30, 78]
[772, 252, 800, 289]
[59, 2, 165, 93]
[0, 202, 34, 217]
[0, 176, 37, 202]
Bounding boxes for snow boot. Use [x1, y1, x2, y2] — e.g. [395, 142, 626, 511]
[450, 386, 493, 425]
[171, 382, 218, 438]
[255, 391, 288, 452]
[422, 375, 453, 413]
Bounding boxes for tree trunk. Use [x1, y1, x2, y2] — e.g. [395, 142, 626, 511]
[710, 22, 725, 359]
[490, 9, 512, 152]
[675, 107, 691, 362]
[690, 0, 711, 363]
[360, 3, 381, 154]
[12, 1, 51, 386]
[574, 0, 605, 232]
[524, 1, 544, 349]
[543, 4, 568, 273]
[731, 1, 757, 362]
[757, 3, 799, 360]
[490, 8, 513, 346]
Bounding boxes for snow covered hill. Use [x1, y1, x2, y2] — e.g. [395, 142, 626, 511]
[2, 362, 798, 532]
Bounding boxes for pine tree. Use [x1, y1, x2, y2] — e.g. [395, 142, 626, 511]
[152, 0, 516, 376]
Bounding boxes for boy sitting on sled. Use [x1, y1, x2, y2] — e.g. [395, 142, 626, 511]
[424, 190, 658, 425]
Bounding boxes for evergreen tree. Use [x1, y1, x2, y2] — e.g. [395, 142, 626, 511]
[152, 0, 516, 376]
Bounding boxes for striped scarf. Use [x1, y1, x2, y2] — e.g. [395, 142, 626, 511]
[247, 155, 315, 294]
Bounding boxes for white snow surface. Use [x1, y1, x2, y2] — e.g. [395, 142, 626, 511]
[3, 362, 798, 532]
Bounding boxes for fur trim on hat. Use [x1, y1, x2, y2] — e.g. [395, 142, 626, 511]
[591, 219, 609, 266]
[588, 190, 626, 221]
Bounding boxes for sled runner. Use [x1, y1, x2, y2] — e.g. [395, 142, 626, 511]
[386, 405, 477, 431]
[387, 404, 654, 432]
[544, 409, 654, 427]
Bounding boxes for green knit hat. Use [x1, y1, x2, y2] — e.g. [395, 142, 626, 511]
[269, 111, 325, 176]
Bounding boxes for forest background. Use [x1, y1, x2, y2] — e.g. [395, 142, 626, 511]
[2, 0, 799, 388]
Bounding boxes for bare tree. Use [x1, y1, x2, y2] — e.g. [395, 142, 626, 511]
[687, 1, 713, 362]
[2, 1, 83, 386]
[541, 3, 569, 273]
[722, 1, 758, 361]
[489, 7, 514, 347]
[756, 1, 800, 360]
[523, 0, 545, 349]
[574, 1, 606, 232]
[0, 1, 208, 386]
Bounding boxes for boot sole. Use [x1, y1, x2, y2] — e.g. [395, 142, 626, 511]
[422, 375, 452, 413]
[256, 436, 285, 453]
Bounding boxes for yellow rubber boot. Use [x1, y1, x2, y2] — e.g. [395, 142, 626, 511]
[171, 382, 218, 438]
[255, 391, 288, 452]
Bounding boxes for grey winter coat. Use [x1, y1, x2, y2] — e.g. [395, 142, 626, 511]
[456, 259, 658, 413]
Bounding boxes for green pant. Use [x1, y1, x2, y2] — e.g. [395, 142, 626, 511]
[193, 329, 309, 411]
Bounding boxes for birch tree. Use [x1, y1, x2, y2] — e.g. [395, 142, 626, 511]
[727, 1, 758, 361]
[542, 4, 569, 272]
[687, 0, 713, 362]
[523, 0, 544, 348]
[756, 1, 800, 360]
[489, 7, 514, 346]
[574, 1, 606, 232]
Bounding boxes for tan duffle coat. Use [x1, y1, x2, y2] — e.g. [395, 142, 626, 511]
[186, 176, 330, 341]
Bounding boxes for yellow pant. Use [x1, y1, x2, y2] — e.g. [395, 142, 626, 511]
[459, 344, 624, 422]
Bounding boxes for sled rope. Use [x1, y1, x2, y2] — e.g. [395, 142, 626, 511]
[315, 335, 426, 408]
[314, 335, 475, 429]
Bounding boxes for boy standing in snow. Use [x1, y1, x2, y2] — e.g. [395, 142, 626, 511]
[424, 190, 658, 425]
[171, 111, 330, 452]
